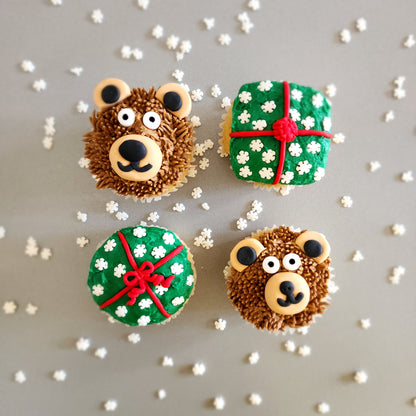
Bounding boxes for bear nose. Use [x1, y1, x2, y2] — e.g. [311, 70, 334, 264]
[277, 280, 304, 307]
[280, 281, 295, 296]
[118, 140, 147, 163]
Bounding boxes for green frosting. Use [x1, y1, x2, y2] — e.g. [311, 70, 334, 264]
[230, 81, 332, 185]
[87, 226, 195, 326]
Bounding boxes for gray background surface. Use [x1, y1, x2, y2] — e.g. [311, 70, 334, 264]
[1, 0, 415, 415]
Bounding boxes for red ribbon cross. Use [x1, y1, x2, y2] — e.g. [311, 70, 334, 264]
[230, 81, 333, 185]
[99, 231, 184, 319]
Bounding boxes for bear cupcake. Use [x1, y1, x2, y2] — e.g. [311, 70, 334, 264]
[88, 225, 196, 326]
[84, 78, 194, 201]
[225, 226, 336, 333]
[220, 81, 333, 193]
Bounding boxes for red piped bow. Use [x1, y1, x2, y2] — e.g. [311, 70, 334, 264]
[229, 81, 333, 185]
[99, 231, 183, 319]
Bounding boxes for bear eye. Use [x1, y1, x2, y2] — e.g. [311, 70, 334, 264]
[117, 108, 135, 127]
[262, 256, 280, 274]
[282, 253, 301, 271]
[142, 111, 161, 130]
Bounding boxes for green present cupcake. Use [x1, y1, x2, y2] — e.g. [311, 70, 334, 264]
[221, 80, 333, 190]
[88, 225, 196, 326]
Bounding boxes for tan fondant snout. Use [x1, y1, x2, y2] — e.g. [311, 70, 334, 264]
[109, 134, 162, 182]
[264, 272, 310, 315]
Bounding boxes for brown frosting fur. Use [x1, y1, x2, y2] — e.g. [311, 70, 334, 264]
[84, 87, 194, 200]
[226, 226, 331, 332]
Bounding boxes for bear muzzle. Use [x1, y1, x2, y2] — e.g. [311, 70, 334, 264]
[109, 134, 163, 182]
[264, 272, 310, 315]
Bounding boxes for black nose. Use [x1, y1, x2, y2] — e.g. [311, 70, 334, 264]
[277, 281, 304, 307]
[118, 140, 147, 163]
[280, 281, 295, 296]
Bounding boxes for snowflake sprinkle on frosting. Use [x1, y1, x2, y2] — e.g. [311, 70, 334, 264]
[249, 139, 263, 152]
[162, 232, 175, 245]
[307, 141, 321, 154]
[280, 171, 294, 184]
[296, 161, 312, 175]
[291, 89, 303, 101]
[236, 151, 250, 164]
[312, 93, 324, 108]
[92, 284, 104, 296]
[154, 285, 169, 295]
[301, 116, 315, 130]
[288, 142, 303, 157]
[314, 167, 325, 181]
[239, 91, 252, 104]
[133, 227, 146, 238]
[236, 218, 248, 230]
[186, 275, 194, 286]
[134, 244, 147, 258]
[323, 117, 331, 131]
[261, 149, 276, 163]
[138, 298, 153, 309]
[239, 166, 252, 178]
[115, 306, 128, 317]
[259, 167, 274, 180]
[104, 239, 116, 252]
[289, 108, 301, 121]
[95, 258, 108, 271]
[238, 109, 251, 124]
[261, 100, 276, 113]
[252, 119, 267, 130]
[172, 296, 184, 306]
[257, 80, 273, 91]
[114, 264, 126, 278]
[151, 246, 166, 259]
[138, 315, 150, 326]
[171, 263, 184, 275]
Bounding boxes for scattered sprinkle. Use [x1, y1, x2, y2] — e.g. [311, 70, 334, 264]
[191, 89, 204, 102]
[201, 203, 210, 211]
[21, 60, 35, 73]
[214, 318, 227, 331]
[199, 157, 210, 170]
[332, 132, 345, 144]
[192, 362, 206, 376]
[50, 0, 62, 5]
[211, 84, 222, 98]
[391, 223, 406, 236]
[192, 187, 203, 199]
[340, 195, 353, 208]
[76, 101, 89, 113]
[213, 396, 226, 410]
[70, 67, 83, 76]
[172, 203, 186, 213]
[203, 17, 215, 30]
[53, 370, 67, 382]
[354, 370, 368, 384]
[127, 333, 141, 344]
[248, 0, 260, 11]
[352, 250, 364, 262]
[14, 371, 26, 384]
[33, 79, 47, 92]
[147, 211, 159, 223]
[42, 136, 53, 150]
[91, 9, 104, 24]
[95, 347, 108, 359]
[76, 211, 88, 222]
[388, 265, 405, 285]
[151, 24, 164, 39]
[40, 248, 52, 260]
[171, 69, 184, 82]
[166, 35, 180, 50]
[3, 301, 17, 315]
[359, 318, 371, 329]
[339, 29, 351, 43]
[218, 33, 232, 46]
[284, 340, 296, 352]
[0, 226, 5, 239]
[103, 400, 117, 412]
[24, 303, 38, 315]
[76, 337, 90, 351]
[400, 171, 413, 183]
[403, 34, 415, 48]
[248, 393, 262, 406]
[355, 17, 367, 32]
[106, 201, 119, 214]
[137, 0, 149, 10]
[157, 389, 166, 400]
[317, 402, 330, 414]
[324, 84, 337, 98]
[236, 218, 248, 230]
[384, 110, 395, 122]
[368, 161, 381, 172]
[78, 157, 90, 168]
[194, 229, 214, 250]
[162, 356, 174, 367]
[191, 115, 201, 127]
[248, 352, 260, 365]
[179, 40, 192, 54]
[115, 211, 129, 221]
[25, 237, 39, 257]
[297, 345, 312, 357]
[221, 96, 232, 109]
[76, 236, 89, 248]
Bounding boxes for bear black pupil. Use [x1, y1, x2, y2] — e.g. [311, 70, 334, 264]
[149, 116, 155, 122]
[268, 261, 274, 267]
[123, 114, 128, 120]
[289, 259, 295, 264]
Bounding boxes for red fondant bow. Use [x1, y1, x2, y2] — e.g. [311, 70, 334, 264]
[230, 81, 333, 185]
[99, 231, 183, 319]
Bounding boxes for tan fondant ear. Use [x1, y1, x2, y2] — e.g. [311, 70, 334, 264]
[295, 231, 330, 264]
[94, 78, 131, 110]
[155, 83, 192, 119]
[230, 238, 265, 272]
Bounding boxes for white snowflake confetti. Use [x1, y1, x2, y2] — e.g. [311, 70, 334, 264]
[301, 116, 315, 130]
[14, 371, 26, 384]
[166, 35, 180, 50]
[127, 333, 140, 344]
[40, 248, 52, 260]
[236, 150, 250, 164]
[384, 110, 395, 122]
[33, 79, 47, 92]
[172, 296, 185, 306]
[391, 223, 406, 236]
[21, 60, 35, 72]
[258, 80, 273, 92]
[203, 18, 215, 30]
[296, 161, 312, 175]
[77, 211, 87, 222]
[291, 89, 303, 101]
[25, 303, 38, 315]
[355, 17, 367, 32]
[248, 0, 260, 10]
[317, 402, 330, 414]
[354, 370, 368, 384]
[324, 84, 337, 98]
[312, 93, 324, 108]
[104, 239, 116, 252]
[252, 119, 267, 130]
[248, 393, 262, 405]
[393, 88, 406, 99]
[105, 201, 118, 214]
[221, 96, 231, 109]
[92, 284, 104, 296]
[78, 157, 90, 168]
[297, 345, 311, 357]
[179, 40, 192, 54]
[401, 171, 413, 182]
[53, 370, 67, 382]
[288, 108, 300, 122]
[70, 67, 83, 76]
[42, 136, 53, 150]
[261, 100, 276, 113]
[147, 212, 159, 223]
[172, 203, 186, 212]
[115, 211, 128, 221]
[192, 362, 206, 376]
[133, 227, 147, 238]
[288, 142, 302, 157]
[339, 29, 351, 43]
[214, 318, 227, 331]
[95, 347, 107, 359]
[323, 117, 331, 131]
[186, 275, 194, 286]
[151, 246, 166, 259]
[403, 34, 415, 48]
[137, 0, 149, 10]
[369, 161, 381, 172]
[76, 337, 90, 351]
[239, 166, 252, 178]
[340, 195, 353, 208]
[246, 211, 258, 222]
[211, 84, 222, 97]
[190, 115, 201, 127]
[192, 187, 203, 199]
[171, 263, 184, 276]
[103, 400, 117, 412]
[3, 301, 17, 315]
[162, 232, 175, 246]
[238, 109, 251, 124]
[239, 91, 252, 104]
[332, 133, 345, 144]
[201, 203, 210, 211]
[76, 101, 88, 113]
[91, 9, 104, 24]
[76, 236, 89, 248]
[388, 265, 405, 285]
[115, 306, 128, 318]
[0, 226, 5, 239]
[171, 69, 184, 82]
[199, 157, 210, 170]
[25, 237, 39, 257]
[191, 89, 204, 102]
[152, 24, 164, 39]
[133, 244, 147, 258]
[259, 167, 274, 180]
[218, 33, 231, 46]
[284, 340, 296, 352]
[155, 285, 169, 295]
[138, 299, 153, 309]
[248, 351, 259, 364]
[162, 356, 174, 367]
[95, 258, 108, 271]
[113, 264, 126, 278]
[236, 217, 248, 230]
[359, 318, 371, 329]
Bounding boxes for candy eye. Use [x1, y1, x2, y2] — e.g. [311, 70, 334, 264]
[262, 256, 280, 274]
[117, 108, 135, 127]
[142, 111, 161, 130]
[282, 253, 301, 271]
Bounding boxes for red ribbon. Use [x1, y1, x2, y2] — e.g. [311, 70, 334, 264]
[230, 81, 333, 185]
[99, 231, 184, 319]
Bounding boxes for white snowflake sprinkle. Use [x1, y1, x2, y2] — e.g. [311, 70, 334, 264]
[162, 356, 174, 366]
[190, 115, 201, 127]
[289, 108, 301, 122]
[114, 264, 126, 278]
[307, 141, 321, 154]
[352, 250, 364, 262]
[76, 337, 90, 351]
[354, 370, 368, 384]
[297, 345, 311, 357]
[151, 246, 166, 259]
[171, 69, 184, 82]
[191, 89, 204, 102]
[76, 236, 89, 248]
[296, 160, 312, 175]
[239, 91, 252, 104]
[115, 306, 128, 318]
[199, 157, 210, 170]
[257, 80, 273, 91]
[246, 211, 258, 221]
[70, 67, 83, 76]
[218, 33, 231, 46]
[21, 60, 35, 72]
[192, 362, 206, 376]
[77, 211, 87, 222]
[324, 84, 337, 98]
[332, 133, 345, 144]
[3, 301, 17, 315]
[104, 239, 116, 252]
[340, 195, 353, 208]
[172, 296, 184, 306]
[154, 285, 169, 295]
[248, 393, 262, 406]
[369, 161, 381, 172]
[106, 201, 118, 214]
[239, 166, 252, 178]
[339, 29, 351, 43]
[211, 84, 222, 97]
[248, 0, 260, 10]
[76, 101, 88, 113]
[0, 226, 6, 239]
[133, 226, 147, 238]
[152, 24, 164, 39]
[252, 119, 267, 130]
[131, 48, 143, 60]
[312, 93, 324, 108]
[127, 333, 140, 344]
[53, 370, 66, 382]
[158, 389, 167, 400]
[40, 248, 52, 260]
[213, 396, 225, 410]
[91, 9, 104, 24]
[166, 35, 180, 50]
[186, 275, 194, 286]
[103, 400, 117, 412]
[171, 263, 184, 275]
[78, 157, 90, 168]
[134, 244, 147, 258]
[221, 96, 231, 109]
[359, 318, 371, 329]
[301, 116, 315, 130]
[239, 21, 254, 36]
[251, 200, 263, 213]
[92, 284, 104, 296]
[203, 17, 215, 30]
[95, 258, 108, 271]
[403, 34, 415, 48]
[236, 217, 248, 230]
[291, 89, 303, 101]
[355, 17, 367, 32]
[201, 203, 210, 211]
[384, 110, 395, 122]
[261, 100, 276, 113]
[14, 371, 26, 384]
[248, 351, 259, 364]
[401, 171, 413, 182]
[323, 117, 332, 131]
[115, 211, 128, 221]
[137, 0, 149, 10]
[179, 40, 192, 54]
[147, 211, 159, 223]
[138, 298, 153, 309]
[214, 318, 227, 331]
[288, 142, 302, 157]
[394, 88, 406, 99]
[284, 340, 296, 352]
[238, 109, 251, 124]
[317, 402, 330, 414]
[25, 303, 38, 315]
[95, 347, 107, 359]
[162, 232, 175, 245]
[192, 187, 203, 199]
[236, 150, 250, 164]
[32, 79, 47, 92]
[259, 167, 274, 180]
[391, 223, 406, 236]
[42, 136, 53, 150]
[172, 203, 186, 212]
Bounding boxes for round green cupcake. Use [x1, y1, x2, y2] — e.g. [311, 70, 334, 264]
[88, 225, 196, 326]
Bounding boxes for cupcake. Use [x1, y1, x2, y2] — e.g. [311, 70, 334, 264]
[84, 78, 194, 201]
[224, 226, 336, 333]
[88, 225, 196, 326]
[220, 81, 333, 193]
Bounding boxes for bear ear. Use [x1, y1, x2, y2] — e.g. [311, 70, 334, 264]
[155, 83, 192, 119]
[230, 238, 265, 272]
[94, 78, 131, 110]
[295, 231, 330, 264]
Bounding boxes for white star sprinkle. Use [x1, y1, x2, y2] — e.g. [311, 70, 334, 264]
[213, 396, 225, 410]
[218, 33, 232, 46]
[151, 25, 163, 39]
[76, 337, 90, 351]
[94, 347, 108, 359]
[203, 17, 215, 30]
[3, 301, 17, 314]
[192, 362, 206, 376]
[91, 9, 104, 24]
[248, 352, 260, 364]
[354, 370, 368, 384]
